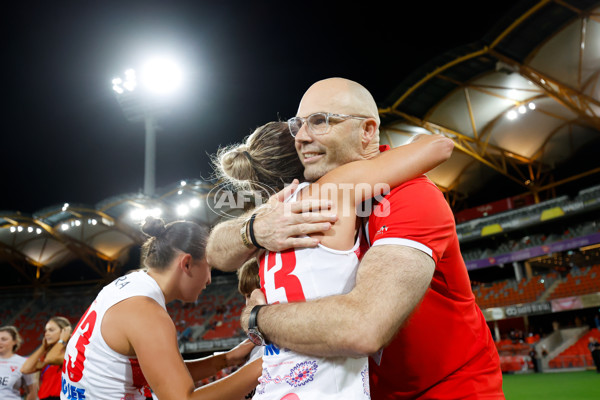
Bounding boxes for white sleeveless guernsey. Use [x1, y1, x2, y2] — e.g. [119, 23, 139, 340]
[0, 354, 34, 400]
[255, 182, 370, 400]
[61, 270, 164, 400]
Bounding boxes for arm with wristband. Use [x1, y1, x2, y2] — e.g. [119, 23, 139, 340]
[206, 180, 337, 271]
[241, 179, 447, 357]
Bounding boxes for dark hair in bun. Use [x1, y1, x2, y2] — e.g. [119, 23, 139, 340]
[140, 217, 209, 270]
[141, 216, 167, 238]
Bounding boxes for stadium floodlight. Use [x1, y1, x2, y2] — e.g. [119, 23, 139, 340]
[176, 204, 190, 217]
[129, 206, 163, 222]
[141, 58, 182, 94]
[111, 57, 184, 197]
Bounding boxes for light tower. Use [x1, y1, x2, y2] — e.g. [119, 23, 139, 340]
[112, 58, 183, 196]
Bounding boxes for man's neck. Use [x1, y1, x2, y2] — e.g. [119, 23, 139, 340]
[357, 141, 379, 160]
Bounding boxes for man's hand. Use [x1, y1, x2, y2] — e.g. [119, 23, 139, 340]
[252, 180, 338, 252]
[240, 289, 267, 333]
[206, 180, 337, 271]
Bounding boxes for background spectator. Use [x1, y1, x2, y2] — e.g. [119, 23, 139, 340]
[21, 316, 72, 400]
[0, 325, 37, 400]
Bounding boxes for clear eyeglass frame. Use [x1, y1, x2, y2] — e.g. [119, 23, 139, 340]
[287, 112, 368, 137]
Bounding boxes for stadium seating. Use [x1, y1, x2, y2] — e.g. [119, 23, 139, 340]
[473, 273, 558, 309]
[472, 262, 600, 310]
[547, 265, 600, 300]
[548, 328, 600, 369]
[0, 275, 247, 356]
[495, 339, 536, 372]
[3, 287, 96, 356]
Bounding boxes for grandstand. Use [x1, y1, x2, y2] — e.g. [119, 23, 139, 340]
[461, 182, 600, 373]
[1, 0, 600, 383]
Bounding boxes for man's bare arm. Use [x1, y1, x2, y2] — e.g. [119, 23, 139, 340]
[206, 214, 258, 271]
[241, 245, 435, 357]
[207, 181, 338, 271]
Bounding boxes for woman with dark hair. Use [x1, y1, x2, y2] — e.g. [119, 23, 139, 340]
[0, 325, 37, 400]
[60, 217, 261, 400]
[21, 316, 72, 400]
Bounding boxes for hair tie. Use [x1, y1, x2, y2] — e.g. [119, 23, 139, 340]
[156, 225, 167, 237]
[242, 151, 253, 164]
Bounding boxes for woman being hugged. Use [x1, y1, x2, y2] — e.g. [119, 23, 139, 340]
[21, 316, 72, 400]
[60, 217, 261, 400]
[1, 325, 38, 400]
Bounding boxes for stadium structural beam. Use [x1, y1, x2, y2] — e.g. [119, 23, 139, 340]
[489, 50, 600, 131]
[385, 111, 542, 190]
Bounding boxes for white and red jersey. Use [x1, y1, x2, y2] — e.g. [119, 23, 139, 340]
[255, 182, 370, 400]
[61, 270, 162, 400]
[0, 354, 34, 400]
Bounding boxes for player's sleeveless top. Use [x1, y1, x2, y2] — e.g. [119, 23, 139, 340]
[0, 354, 34, 400]
[60, 270, 162, 400]
[255, 181, 370, 400]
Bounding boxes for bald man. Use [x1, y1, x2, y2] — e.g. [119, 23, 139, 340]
[207, 78, 504, 399]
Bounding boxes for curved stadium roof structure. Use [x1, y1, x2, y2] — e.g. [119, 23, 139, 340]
[379, 0, 600, 207]
[2, 0, 600, 289]
[0, 179, 229, 289]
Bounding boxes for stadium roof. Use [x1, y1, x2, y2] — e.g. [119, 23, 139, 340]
[378, 0, 600, 208]
[0, 179, 229, 289]
[2, 0, 600, 288]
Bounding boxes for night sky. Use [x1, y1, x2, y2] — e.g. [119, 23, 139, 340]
[2, 0, 521, 214]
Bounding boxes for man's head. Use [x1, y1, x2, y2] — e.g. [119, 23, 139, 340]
[292, 78, 380, 181]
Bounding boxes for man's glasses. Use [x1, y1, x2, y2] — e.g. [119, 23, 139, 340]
[287, 112, 368, 137]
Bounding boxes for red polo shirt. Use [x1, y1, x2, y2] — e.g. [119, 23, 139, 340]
[367, 175, 503, 399]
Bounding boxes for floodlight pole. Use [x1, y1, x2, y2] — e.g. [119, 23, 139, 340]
[144, 114, 157, 197]
[113, 59, 182, 198]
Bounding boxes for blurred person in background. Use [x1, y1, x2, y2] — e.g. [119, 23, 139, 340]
[21, 316, 72, 400]
[589, 336, 600, 373]
[0, 325, 37, 400]
[528, 346, 540, 373]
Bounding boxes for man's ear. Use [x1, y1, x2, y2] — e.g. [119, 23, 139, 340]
[361, 118, 378, 145]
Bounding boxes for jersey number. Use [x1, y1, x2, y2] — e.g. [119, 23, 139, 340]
[65, 306, 97, 382]
[260, 249, 306, 303]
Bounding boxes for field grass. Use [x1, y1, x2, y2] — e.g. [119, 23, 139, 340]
[502, 370, 600, 399]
